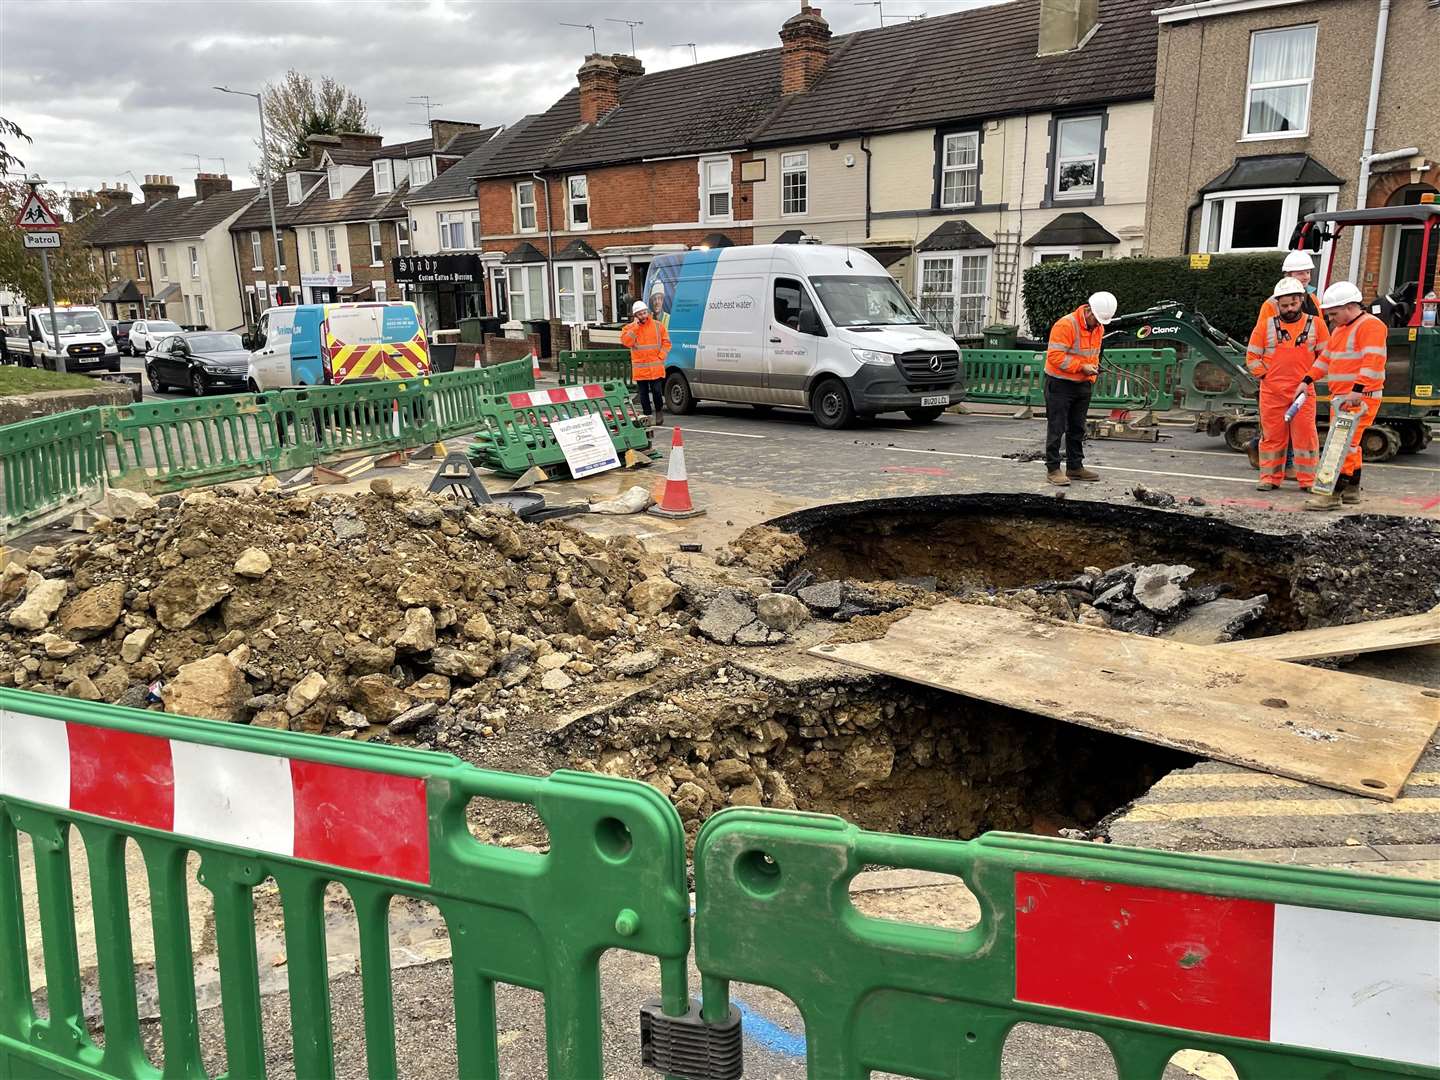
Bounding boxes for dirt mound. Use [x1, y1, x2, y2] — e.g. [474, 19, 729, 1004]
[715, 524, 807, 577]
[0, 485, 714, 747]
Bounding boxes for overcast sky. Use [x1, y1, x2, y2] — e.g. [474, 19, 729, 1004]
[2, 0, 992, 201]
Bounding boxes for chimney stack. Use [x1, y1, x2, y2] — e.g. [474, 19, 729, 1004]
[68, 190, 101, 221]
[140, 174, 180, 204]
[780, 1, 832, 96]
[610, 53, 645, 81]
[577, 54, 622, 124]
[1038, 0, 1099, 55]
[96, 182, 134, 211]
[194, 173, 233, 200]
[336, 131, 383, 153]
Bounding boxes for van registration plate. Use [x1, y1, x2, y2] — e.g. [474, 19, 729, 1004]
[919, 395, 950, 407]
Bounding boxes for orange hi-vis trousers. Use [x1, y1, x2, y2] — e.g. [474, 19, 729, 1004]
[1258, 385, 1318, 486]
[1338, 396, 1382, 477]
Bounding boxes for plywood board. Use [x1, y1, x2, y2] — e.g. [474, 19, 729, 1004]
[1215, 611, 1440, 663]
[810, 603, 1440, 801]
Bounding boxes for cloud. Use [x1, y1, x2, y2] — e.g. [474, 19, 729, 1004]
[1, 0, 992, 197]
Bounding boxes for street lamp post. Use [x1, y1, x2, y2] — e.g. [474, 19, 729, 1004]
[213, 86, 284, 275]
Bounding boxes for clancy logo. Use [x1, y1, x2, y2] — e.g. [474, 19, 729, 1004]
[708, 294, 755, 312]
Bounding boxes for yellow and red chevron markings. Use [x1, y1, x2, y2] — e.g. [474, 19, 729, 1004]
[325, 325, 430, 384]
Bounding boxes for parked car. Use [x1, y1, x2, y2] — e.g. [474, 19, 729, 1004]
[146, 330, 250, 395]
[108, 319, 136, 355]
[128, 318, 183, 355]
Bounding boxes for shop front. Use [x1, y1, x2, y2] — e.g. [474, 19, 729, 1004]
[392, 254, 485, 332]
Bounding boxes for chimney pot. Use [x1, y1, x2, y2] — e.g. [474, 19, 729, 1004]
[195, 173, 233, 200]
[780, 1, 832, 96]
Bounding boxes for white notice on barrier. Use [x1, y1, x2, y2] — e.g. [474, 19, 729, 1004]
[550, 412, 621, 479]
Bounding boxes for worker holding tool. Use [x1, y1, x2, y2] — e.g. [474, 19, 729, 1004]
[1245, 277, 1327, 491]
[621, 298, 671, 426]
[1043, 291, 1116, 486]
[1306, 280, 1388, 510]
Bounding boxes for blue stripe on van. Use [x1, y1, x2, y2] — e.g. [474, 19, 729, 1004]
[659, 249, 723, 371]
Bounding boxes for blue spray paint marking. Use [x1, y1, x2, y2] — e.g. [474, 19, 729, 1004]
[732, 998, 808, 1058]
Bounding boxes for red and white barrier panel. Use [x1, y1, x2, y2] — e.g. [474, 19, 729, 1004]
[508, 385, 605, 408]
[1015, 872, 1439, 1068]
[0, 711, 429, 884]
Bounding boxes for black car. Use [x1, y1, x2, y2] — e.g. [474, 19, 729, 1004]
[146, 331, 250, 395]
[109, 320, 135, 355]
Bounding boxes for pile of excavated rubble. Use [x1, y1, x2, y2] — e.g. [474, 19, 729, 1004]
[0, 482, 746, 743]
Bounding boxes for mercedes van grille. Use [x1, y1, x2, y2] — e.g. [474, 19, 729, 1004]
[896, 350, 959, 381]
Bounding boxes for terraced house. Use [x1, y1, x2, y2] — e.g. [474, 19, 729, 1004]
[84, 174, 256, 329]
[227, 122, 492, 326]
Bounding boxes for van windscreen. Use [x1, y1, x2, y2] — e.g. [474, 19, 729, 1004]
[811, 276, 924, 327]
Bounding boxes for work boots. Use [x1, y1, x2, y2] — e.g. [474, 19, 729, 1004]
[1305, 476, 1344, 511]
[1067, 467, 1100, 481]
[653, 404, 665, 427]
[1341, 468, 1361, 504]
[1047, 469, 1070, 486]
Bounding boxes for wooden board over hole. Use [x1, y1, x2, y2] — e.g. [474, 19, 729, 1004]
[1215, 610, 1440, 663]
[810, 603, 1440, 801]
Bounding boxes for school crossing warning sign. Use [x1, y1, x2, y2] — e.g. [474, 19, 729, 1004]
[14, 190, 61, 229]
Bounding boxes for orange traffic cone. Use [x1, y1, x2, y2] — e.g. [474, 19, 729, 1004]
[530, 348, 543, 383]
[648, 427, 705, 519]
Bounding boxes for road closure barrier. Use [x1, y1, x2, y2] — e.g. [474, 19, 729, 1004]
[0, 686, 693, 1080]
[691, 808, 1439, 1080]
[0, 359, 534, 539]
[557, 349, 633, 388]
[961, 348, 1178, 411]
[467, 381, 652, 477]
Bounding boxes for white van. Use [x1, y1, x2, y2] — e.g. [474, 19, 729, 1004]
[245, 301, 430, 390]
[643, 244, 962, 428]
[4, 305, 119, 373]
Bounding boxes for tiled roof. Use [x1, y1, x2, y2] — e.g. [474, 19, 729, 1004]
[441, 127, 500, 156]
[1200, 153, 1343, 193]
[473, 91, 583, 178]
[378, 137, 433, 158]
[85, 187, 259, 246]
[405, 119, 536, 205]
[286, 171, 408, 226]
[321, 147, 379, 166]
[917, 220, 994, 251]
[751, 0, 1158, 144]
[1024, 211, 1120, 247]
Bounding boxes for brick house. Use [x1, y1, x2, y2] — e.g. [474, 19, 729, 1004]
[470, 50, 778, 334]
[1145, 0, 1437, 299]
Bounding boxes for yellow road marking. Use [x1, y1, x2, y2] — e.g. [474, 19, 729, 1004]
[1126, 798, 1440, 821]
[1154, 771, 1440, 791]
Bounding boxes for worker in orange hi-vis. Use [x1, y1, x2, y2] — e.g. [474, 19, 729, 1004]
[1255, 249, 1321, 325]
[620, 299, 671, 426]
[1042, 290, 1116, 487]
[1306, 280, 1389, 511]
[1245, 277, 1327, 492]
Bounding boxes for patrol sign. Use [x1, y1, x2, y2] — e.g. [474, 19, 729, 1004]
[22, 231, 61, 249]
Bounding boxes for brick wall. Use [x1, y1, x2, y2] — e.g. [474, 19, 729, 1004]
[231, 228, 302, 321]
[483, 332, 543, 365]
[343, 220, 404, 296]
[1358, 165, 1440, 297]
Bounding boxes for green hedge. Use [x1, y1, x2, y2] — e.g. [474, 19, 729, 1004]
[1022, 252, 1287, 342]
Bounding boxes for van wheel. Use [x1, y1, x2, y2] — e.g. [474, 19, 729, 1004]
[905, 406, 944, 423]
[811, 378, 856, 430]
[247, 379, 261, 395]
[664, 371, 696, 414]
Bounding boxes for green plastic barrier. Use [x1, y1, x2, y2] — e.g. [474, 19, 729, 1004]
[557, 349, 633, 388]
[468, 382, 651, 477]
[693, 809, 1440, 1080]
[283, 376, 437, 464]
[99, 394, 287, 494]
[0, 687, 691, 1080]
[958, 350, 1042, 405]
[0, 408, 106, 531]
[960, 348, 1179, 411]
[423, 360, 535, 440]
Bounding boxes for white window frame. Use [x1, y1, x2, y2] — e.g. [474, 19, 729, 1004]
[1031, 245, 1110, 265]
[327, 167, 343, 200]
[515, 181, 538, 232]
[410, 157, 434, 188]
[372, 280, 388, 302]
[373, 160, 393, 195]
[286, 173, 302, 205]
[505, 264, 547, 321]
[700, 156, 733, 223]
[1243, 24, 1317, 141]
[255, 280, 268, 310]
[308, 229, 320, 272]
[781, 152, 809, 217]
[108, 250, 118, 272]
[1052, 116, 1102, 201]
[567, 175, 590, 230]
[914, 250, 991, 338]
[469, 210, 481, 249]
[194, 294, 205, 326]
[939, 133, 979, 209]
[369, 222, 384, 265]
[250, 230, 263, 270]
[1198, 186, 1339, 254]
[553, 261, 601, 324]
[134, 248, 147, 280]
[325, 227, 339, 271]
[395, 219, 410, 256]
[438, 210, 469, 251]
[157, 248, 168, 280]
[188, 245, 199, 279]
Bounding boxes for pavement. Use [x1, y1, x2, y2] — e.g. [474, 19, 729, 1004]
[9, 380, 1440, 1079]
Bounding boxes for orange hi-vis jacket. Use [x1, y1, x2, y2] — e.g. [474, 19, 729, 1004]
[620, 317, 670, 382]
[1311, 311, 1388, 401]
[1045, 306, 1103, 383]
[1245, 310, 1328, 390]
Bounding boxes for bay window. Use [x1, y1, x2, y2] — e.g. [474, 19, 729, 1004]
[916, 252, 990, 337]
[1245, 25, 1316, 139]
[1199, 187, 1337, 253]
[506, 264, 546, 321]
[554, 263, 600, 324]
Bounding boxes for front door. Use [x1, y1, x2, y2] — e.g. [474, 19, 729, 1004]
[764, 276, 821, 406]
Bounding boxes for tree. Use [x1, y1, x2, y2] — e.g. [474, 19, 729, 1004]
[254, 71, 374, 181]
[1, 115, 31, 179]
[0, 178, 106, 306]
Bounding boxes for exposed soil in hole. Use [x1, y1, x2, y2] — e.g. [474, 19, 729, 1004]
[562, 668, 1192, 845]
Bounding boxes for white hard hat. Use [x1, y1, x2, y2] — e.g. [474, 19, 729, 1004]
[1087, 291, 1118, 324]
[1282, 250, 1315, 273]
[632, 300, 649, 315]
[1272, 277, 1306, 299]
[1320, 280, 1364, 309]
